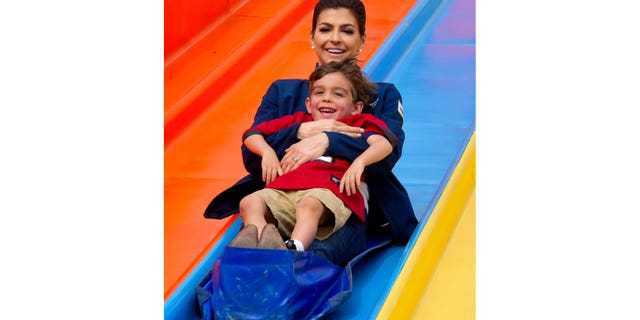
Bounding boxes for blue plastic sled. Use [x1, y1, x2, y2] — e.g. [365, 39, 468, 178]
[197, 236, 391, 319]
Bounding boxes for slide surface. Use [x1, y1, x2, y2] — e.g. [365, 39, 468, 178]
[164, 0, 475, 318]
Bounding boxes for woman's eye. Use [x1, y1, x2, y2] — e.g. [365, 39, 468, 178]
[319, 27, 330, 33]
[342, 29, 354, 35]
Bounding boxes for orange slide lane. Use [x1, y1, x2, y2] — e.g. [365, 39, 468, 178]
[165, 0, 417, 300]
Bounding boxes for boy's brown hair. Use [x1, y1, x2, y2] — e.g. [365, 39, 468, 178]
[308, 59, 377, 107]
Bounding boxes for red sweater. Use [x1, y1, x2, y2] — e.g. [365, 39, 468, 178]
[243, 112, 397, 221]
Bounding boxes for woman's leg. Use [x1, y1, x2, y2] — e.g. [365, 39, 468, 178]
[306, 215, 366, 266]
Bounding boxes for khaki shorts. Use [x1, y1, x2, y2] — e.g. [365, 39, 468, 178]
[252, 188, 352, 240]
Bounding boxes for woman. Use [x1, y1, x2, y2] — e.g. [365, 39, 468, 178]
[205, 0, 417, 266]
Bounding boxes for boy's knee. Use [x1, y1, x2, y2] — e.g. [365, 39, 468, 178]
[239, 194, 263, 212]
[296, 197, 323, 211]
[295, 197, 326, 221]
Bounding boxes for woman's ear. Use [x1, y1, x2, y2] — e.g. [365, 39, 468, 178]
[351, 101, 364, 115]
[359, 35, 366, 52]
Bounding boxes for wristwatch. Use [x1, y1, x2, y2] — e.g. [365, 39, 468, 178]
[284, 239, 296, 250]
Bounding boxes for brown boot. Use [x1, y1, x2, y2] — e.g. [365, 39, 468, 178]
[229, 224, 258, 248]
[257, 224, 286, 250]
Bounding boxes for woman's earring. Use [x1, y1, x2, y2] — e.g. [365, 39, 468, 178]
[311, 45, 315, 49]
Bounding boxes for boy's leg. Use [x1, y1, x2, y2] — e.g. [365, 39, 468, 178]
[238, 193, 270, 237]
[228, 193, 270, 248]
[240, 190, 288, 250]
[290, 196, 332, 251]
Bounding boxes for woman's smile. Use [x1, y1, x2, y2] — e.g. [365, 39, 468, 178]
[311, 8, 365, 65]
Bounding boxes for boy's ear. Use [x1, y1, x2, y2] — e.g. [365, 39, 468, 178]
[351, 101, 364, 115]
[305, 97, 312, 113]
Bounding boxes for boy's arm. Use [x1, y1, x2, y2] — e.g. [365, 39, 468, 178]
[339, 134, 393, 196]
[244, 134, 283, 184]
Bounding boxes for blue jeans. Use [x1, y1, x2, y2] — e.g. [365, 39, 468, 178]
[307, 215, 366, 266]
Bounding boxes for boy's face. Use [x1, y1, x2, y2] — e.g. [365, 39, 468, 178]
[305, 72, 363, 120]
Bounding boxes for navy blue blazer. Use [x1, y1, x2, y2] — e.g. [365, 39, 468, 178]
[204, 79, 417, 244]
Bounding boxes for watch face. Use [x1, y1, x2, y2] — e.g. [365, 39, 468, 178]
[285, 239, 296, 250]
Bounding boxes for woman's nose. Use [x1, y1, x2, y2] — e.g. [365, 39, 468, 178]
[330, 30, 341, 43]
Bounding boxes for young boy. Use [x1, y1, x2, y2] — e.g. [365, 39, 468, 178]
[231, 59, 397, 252]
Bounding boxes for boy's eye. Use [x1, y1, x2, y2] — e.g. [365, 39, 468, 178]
[333, 92, 344, 97]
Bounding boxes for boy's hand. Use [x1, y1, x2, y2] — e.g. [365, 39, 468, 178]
[339, 159, 365, 196]
[261, 150, 283, 184]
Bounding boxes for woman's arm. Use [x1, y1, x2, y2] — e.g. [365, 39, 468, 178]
[296, 119, 364, 139]
[279, 121, 366, 174]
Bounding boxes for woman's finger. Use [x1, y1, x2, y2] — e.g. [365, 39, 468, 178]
[281, 156, 295, 174]
[290, 158, 302, 172]
[335, 124, 364, 137]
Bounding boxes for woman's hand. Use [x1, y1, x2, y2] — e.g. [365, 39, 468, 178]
[340, 159, 365, 196]
[280, 133, 330, 174]
[297, 119, 364, 139]
[261, 149, 283, 184]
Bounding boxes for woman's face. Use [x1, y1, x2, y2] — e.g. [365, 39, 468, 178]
[311, 8, 365, 65]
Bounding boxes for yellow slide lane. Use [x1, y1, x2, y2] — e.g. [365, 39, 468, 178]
[377, 132, 475, 319]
